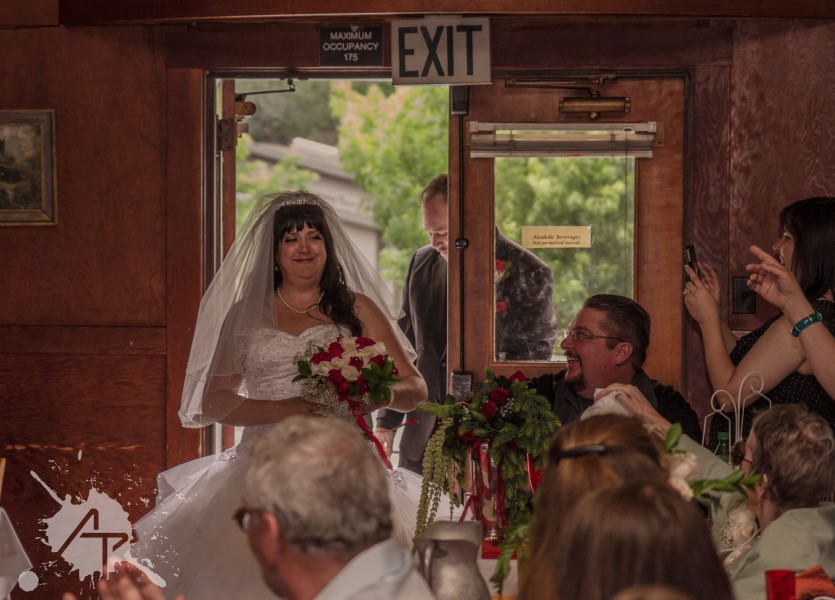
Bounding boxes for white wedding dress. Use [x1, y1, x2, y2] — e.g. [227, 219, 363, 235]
[130, 324, 428, 599]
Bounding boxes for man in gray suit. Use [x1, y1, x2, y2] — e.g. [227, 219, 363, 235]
[375, 174, 448, 474]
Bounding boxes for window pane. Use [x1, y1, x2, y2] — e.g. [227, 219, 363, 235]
[494, 156, 635, 361]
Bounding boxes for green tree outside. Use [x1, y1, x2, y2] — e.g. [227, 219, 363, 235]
[235, 132, 319, 232]
[331, 81, 450, 283]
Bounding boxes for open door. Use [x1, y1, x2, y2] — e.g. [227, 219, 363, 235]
[449, 74, 687, 390]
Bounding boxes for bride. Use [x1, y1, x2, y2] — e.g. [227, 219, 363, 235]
[130, 191, 429, 599]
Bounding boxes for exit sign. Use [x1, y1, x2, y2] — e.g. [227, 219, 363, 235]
[392, 17, 491, 85]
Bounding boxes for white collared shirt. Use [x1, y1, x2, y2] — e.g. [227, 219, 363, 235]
[315, 538, 436, 600]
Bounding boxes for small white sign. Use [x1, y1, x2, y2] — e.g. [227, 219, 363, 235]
[522, 226, 593, 249]
[392, 17, 491, 85]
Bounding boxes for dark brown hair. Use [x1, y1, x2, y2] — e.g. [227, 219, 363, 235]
[778, 196, 835, 300]
[420, 173, 448, 206]
[554, 483, 733, 600]
[520, 415, 668, 600]
[583, 294, 651, 369]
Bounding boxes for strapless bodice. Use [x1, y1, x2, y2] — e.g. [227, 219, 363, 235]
[237, 323, 340, 399]
[236, 323, 341, 448]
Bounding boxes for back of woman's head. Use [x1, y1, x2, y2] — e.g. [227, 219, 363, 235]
[520, 415, 669, 600]
[779, 196, 835, 298]
[555, 483, 733, 600]
[536, 415, 667, 520]
[751, 404, 835, 510]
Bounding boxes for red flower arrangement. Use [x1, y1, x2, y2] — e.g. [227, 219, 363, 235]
[416, 369, 559, 541]
[294, 335, 401, 467]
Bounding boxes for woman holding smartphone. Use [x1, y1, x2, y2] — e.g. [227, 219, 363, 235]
[746, 243, 835, 398]
[683, 196, 835, 447]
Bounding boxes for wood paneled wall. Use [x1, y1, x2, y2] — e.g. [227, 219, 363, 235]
[728, 20, 835, 330]
[0, 26, 172, 599]
[0, 14, 834, 600]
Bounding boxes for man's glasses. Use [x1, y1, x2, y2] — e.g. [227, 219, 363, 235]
[233, 507, 260, 532]
[563, 328, 624, 343]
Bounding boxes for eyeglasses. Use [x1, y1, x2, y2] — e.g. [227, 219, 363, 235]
[562, 328, 624, 343]
[730, 439, 752, 468]
[233, 507, 260, 532]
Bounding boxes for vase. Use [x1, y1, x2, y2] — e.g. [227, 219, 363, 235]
[468, 440, 504, 543]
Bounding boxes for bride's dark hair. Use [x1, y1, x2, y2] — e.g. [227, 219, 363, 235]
[273, 200, 363, 337]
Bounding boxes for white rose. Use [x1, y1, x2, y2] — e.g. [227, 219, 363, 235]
[340, 365, 360, 381]
[340, 337, 359, 355]
[666, 451, 699, 483]
[328, 356, 346, 370]
[668, 476, 694, 502]
[311, 362, 331, 377]
[726, 505, 758, 546]
[358, 341, 388, 361]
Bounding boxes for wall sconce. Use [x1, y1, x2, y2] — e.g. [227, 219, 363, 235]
[560, 96, 631, 120]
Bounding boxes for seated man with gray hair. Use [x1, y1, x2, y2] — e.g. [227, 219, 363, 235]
[238, 416, 436, 600]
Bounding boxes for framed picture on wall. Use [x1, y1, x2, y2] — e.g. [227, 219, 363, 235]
[0, 110, 56, 225]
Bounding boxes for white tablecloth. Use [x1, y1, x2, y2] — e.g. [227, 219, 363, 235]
[0, 508, 32, 599]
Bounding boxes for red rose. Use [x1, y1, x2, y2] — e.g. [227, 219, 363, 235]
[338, 381, 351, 397]
[355, 375, 369, 395]
[495, 259, 504, 271]
[349, 356, 363, 369]
[490, 388, 509, 406]
[327, 370, 345, 386]
[496, 300, 509, 313]
[480, 400, 498, 421]
[310, 351, 330, 365]
[508, 370, 528, 383]
[456, 429, 475, 444]
[356, 336, 376, 349]
[327, 341, 344, 359]
[370, 354, 386, 367]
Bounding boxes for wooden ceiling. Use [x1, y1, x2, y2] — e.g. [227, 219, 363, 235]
[53, 0, 835, 26]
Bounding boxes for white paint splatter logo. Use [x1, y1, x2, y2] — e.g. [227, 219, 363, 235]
[32, 472, 134, 581]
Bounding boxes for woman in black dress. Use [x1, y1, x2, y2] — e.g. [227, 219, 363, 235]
[683, 196, 835, 447]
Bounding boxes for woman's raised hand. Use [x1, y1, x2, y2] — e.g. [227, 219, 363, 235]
[745, 244, 803, 312]
[683, 262, 721, 326]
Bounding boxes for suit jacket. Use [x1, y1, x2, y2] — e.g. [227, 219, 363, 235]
[376, 245, 447, 472]
[495, 229, 557, 360]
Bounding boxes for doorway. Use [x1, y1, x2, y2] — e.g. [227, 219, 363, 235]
[449, 74, 688, 388]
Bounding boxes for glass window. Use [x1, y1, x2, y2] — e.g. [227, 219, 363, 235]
[494, 155, 635, 361]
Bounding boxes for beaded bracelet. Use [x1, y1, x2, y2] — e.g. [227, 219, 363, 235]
[790, 312, 822, 337]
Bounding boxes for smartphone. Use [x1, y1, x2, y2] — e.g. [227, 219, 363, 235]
[685, 244, 701, 278]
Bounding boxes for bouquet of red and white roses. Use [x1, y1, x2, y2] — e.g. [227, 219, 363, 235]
[293, 335, 401, 467]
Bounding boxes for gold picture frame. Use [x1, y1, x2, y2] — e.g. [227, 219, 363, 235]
[0, 110, 56, 225]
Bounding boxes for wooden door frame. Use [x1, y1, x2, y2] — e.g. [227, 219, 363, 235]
[449, 71, 689, 387]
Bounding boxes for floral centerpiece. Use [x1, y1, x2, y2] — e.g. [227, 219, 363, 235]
[415, 369, 559, 544]
[293, 335, 401, 467]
